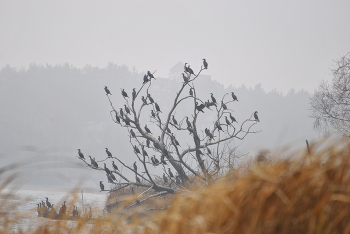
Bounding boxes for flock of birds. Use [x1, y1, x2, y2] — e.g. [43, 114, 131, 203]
[80, 59, 260, 192]
[36, 197, 91, 219]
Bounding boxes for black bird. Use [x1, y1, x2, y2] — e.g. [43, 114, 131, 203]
[133, 145, 140, 154]
[184, 63, 189, 73]
[182, 73, 189, 83]
[163, 173, 168, 184]
[124, 118, 131, 126]
[229, 113, 238, 123]
[207, 147, 212, 155]
[106, 174, 113, 183]
[225, 116, 231, 126]
[89, 155, 98, 168]
[104, 86, 111, 95]
[121, 89, 128, 98]
[147, 94, 154, 103]
[141, 96, 147, 105]
[186, 116, 192, 128]
[136, 176, 141, 183]
[166, 127, 171, 133]
[119, 108, 124, 117]
[168, 168, 174, 178]
[99, 181, 104, 191]
[61, 201, 67, 215]
[132, 88, 136, 100]
[172, 115, 178, 125]
[143, 74, 149, 84]
[155, 103, 162, 112]
[189, 88, 193, 96]
[115, 113, 120, 124]
[142, 146, 148, 157]
[112, 161, 119, 171]
[151, 156, 157, 166]
[110, 173, 116, 181]
[175, 176, 181, 185]
[254, 111, 260, 122]
[130, 129, 136, 138]
[202, 59, 208, 69]
[210, 93, 217, 104]
[144, 125, 152, 134]
[216, 121, 224, 132]
[153, 156, 160, 165]
[45, 197, 52, 208]
[124, 105, 131, 115]
[171, 134, 180, 146]
[133, 161, 137, 172]
[78, 149, 85, 160]
[205, 128, 214, 140]
[146, 139, 150, 148]
[104, 163, 111, 174]
[187, 64, 195, 76]
[196, 102, 205, 113]
[221, 101, 227, 110]
[147, 71, 154, 79]
[106, 148, 112, 158]
[151, 110, 156, 118]
[187, 126, 194, 135]
[231, 92, 238, 101]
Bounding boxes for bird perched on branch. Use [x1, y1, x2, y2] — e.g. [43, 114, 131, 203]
[112, 161, 119, 171]
[119, 108, 124, 117]
[115, 113, 120, 124]
[189, 88, 193, 96]
[142, 146, 148, 157]
[144, 125, 152, 134]
[153, 156, 160, 165]
[132, 88, 136, 100]
[205, 128, 214, 140]
[133, 145, 140, 154]
[141, 96, 147, 105]
[99, 181, 104, 191]
[45, 197, 52, 209]
[254, 111, 260, 122]
[143, 74, 149, 84]
[104, 163, 111, 174]
[104, 86, 111, 95]
[136, 176, 141, 183]
[225, 116, 231, 126]
[172, 115, 178, 125]
[163, 173, 168, 184]
[133, 161, 137, 172]
[78, 149, 85, 160]
[210, 93, 217, 104]
[105, 148, 112, 158]
[147, 94, 154, 103]
[124, 105, 130, 115]
[89, 155, 98, 168]
[186, 116, 192, 128]
[130, 129, 136, 138]
[161, 155, 167, 165]
[221, 101, 227, 110]
[146, 139, 150, 148]
[202, 59, 208, 69]
[155, 103, 162, 113]
[168, 168, 174, 178]
[229, 113, 237, 123]
[196, 102, 205, 113]
[121, 89, 128, 98]
[216, 121, 224, 132]
[187, 64, 195, 76]
[147, 71, 155, 79]
[231, 92, 238, 101]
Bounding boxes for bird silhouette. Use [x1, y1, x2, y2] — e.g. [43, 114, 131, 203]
[78, 149, 85, 160]
[254, 111, 260, 122]
[202, 59, 208, 69]
[104, 86, 111, 95]
[105, 148, 112, 158]
[121, 89, 128, 98]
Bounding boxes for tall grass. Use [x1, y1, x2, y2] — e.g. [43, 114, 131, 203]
[3, 140, 350, 233]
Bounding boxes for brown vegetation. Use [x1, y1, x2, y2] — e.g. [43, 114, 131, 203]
[3, 140, 350, 233]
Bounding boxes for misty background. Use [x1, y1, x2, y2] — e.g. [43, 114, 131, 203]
[1, 0, 349, 191]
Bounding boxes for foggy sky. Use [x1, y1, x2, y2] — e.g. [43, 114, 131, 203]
[1, 0, 350, 93]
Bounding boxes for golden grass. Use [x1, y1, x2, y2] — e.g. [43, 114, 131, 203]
[3, 140, 350, 233]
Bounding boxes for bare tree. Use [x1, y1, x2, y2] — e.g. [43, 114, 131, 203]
[78, 60, 260, 197]
[310, 52, 350, 136]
